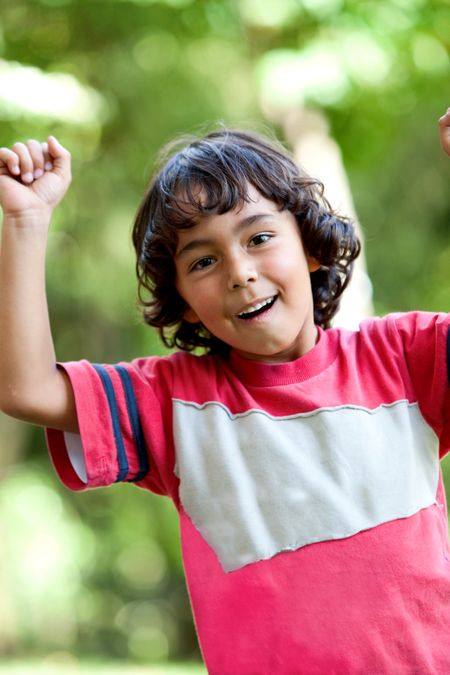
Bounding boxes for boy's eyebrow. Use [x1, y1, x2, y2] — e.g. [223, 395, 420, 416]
[176, 213, 275, 258]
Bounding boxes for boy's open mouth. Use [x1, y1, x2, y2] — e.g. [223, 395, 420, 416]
[236, 295, 277, 320]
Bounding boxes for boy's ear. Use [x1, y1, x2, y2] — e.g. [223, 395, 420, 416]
[307, 256, 321, 273]
[183, 306, 201, 323]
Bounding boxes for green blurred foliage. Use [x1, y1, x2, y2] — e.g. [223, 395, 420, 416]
[0, 0, 449, 667]
[0, 660, 206, 674]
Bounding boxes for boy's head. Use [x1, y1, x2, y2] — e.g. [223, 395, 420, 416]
[132, 127, 360, 357]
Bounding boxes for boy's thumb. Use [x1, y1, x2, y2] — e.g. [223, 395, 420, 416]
[47, 135, 70, 156]
[47, 135, 71, 175]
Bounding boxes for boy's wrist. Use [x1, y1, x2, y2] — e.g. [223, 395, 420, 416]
[1, 208, 52, 233]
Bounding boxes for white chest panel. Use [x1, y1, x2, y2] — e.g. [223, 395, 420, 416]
[173, 400, 439, 572]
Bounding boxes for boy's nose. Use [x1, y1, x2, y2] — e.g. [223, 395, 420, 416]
[227, 255, 258, 290]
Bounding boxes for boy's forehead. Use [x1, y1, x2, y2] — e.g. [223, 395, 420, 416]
[172, 182, 268, 218]
[175, 184, 279, 229]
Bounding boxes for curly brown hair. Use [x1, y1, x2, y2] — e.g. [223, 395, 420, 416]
[132, 127, 361, 356]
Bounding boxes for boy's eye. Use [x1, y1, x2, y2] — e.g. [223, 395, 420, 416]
[191, 256, 215, 271]
[249, 233, 272, 247]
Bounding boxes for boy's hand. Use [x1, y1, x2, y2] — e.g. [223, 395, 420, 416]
[438, 108, 450, 157]
[0, 136, 71, 220]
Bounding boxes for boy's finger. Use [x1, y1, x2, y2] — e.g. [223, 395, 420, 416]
[0, 147, 21, 176]
[47, 136, 70, 162]
[26, 139, 45, 179]
[438, 108, 450, 124]
[11, 141, 34, 184]
[46, 136, 71, 182]
[41, 142, 53, 172]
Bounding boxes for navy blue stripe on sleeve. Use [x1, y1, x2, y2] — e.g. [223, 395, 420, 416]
[92, 364, 129, 482]
[447, 326, 450, 385]
[114, 365, 150, 482]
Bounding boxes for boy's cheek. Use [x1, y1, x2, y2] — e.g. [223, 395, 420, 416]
[175, 276, 196, 322]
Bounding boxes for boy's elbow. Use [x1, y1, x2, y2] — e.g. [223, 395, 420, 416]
[0, 380, 79, 433]
[0, 388, 36, 422]
[0, 383, 53, 426]
[0, 384, 18, 415]
[0, 370, 78, 431]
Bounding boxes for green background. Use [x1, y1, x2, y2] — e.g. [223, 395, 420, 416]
[0, 0, 449, 669]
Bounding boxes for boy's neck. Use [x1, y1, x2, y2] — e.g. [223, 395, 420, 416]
[231, 323, 319, 365]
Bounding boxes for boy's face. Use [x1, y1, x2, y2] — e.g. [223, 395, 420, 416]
[174, 185, 319, 363]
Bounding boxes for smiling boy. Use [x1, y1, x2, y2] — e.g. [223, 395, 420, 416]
[175, 185, 320, 363]
[0, 113, 450, 673]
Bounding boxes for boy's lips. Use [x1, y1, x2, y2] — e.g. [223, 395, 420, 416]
[235, 294, 278, 319]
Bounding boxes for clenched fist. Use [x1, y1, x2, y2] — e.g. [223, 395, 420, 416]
[0, 136, 71, 220]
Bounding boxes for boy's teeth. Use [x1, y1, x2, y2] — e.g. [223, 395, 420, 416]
[238, 296, 275, 317]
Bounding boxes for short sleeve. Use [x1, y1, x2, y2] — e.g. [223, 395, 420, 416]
[45, 358, 178, 498]
[387, 312, 450, 456]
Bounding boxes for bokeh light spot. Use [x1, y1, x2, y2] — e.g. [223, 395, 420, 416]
[302, 0, 343, 18]
[133, 32, 180, 73]
[238, 0, 302, 28]
[258, 46, 349, 111]
[0, 59, 107, 124]
[115, 542, 167, 591]
[412, 34, 449, 74]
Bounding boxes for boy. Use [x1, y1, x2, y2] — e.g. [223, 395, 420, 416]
[0, 110, 449, 674]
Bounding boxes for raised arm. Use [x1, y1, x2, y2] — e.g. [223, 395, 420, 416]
[439, 108, 450, 156]
[0, 137, 78, 432]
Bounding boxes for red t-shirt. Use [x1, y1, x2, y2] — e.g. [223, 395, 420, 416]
[47, 312, 450, 674]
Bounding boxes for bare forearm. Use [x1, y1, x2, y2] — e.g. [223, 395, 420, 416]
[0, 212, 56, 405]
[0, 213, 77, 431]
